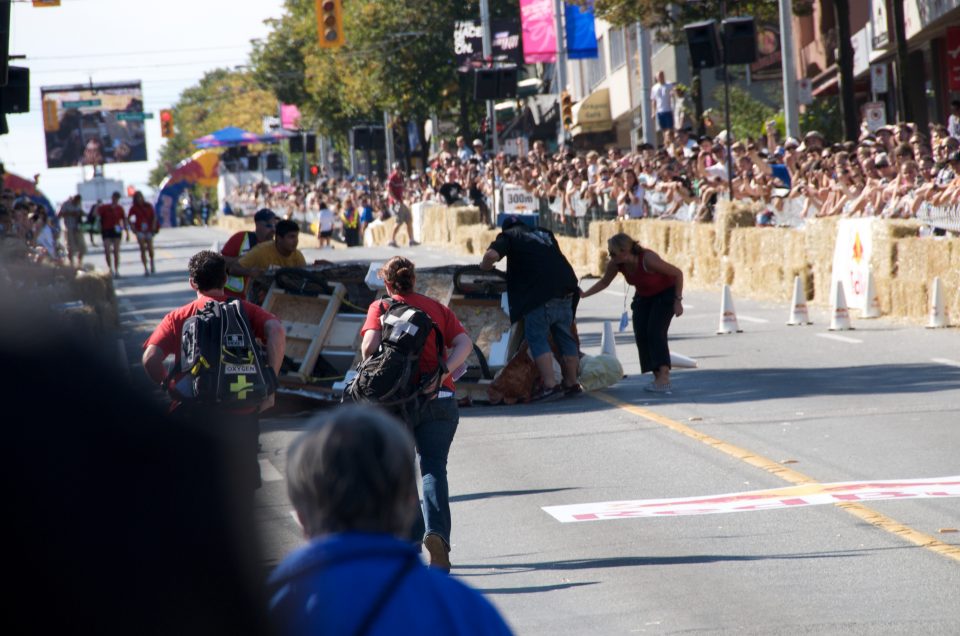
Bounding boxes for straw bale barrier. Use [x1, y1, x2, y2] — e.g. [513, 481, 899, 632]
[215, 203, 959, 326]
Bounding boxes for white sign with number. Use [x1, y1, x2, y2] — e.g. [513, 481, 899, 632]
[502, 184, 537, 214]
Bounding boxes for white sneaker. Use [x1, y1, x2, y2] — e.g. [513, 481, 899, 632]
[644, 382, 672, 394]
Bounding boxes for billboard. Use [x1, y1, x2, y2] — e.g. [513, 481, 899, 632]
[454, 20, 522, 72]
[40, 81, 147, 168]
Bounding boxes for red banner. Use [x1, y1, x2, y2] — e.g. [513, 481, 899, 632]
[947, 27, 960, 91]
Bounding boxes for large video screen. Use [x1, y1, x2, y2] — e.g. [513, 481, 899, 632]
[40, 81, 147, 168]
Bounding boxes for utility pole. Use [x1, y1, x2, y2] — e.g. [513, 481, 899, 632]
[778, 0, 800, 139]
[383, 111, 395, 173]
[890, 0, 912, 123]
[636, 22, 655, 145]
[553, 0, 568, 149]
[480, 0, 499, 154]
[833, 0, 858, 141]
[721, 1, 733, 201]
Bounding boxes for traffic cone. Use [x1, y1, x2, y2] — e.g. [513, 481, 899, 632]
[861, 270, 881, 318]
[600, 320, 618, 357]
[670, 351, 699, 368]
[716, 284, 742, 334]
[926, 277, 947, 328]
[786, 275, 812, 325]
[828, 280, 854, 331]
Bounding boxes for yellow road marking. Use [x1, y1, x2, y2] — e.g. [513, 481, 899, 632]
[592, 391, 960, 564]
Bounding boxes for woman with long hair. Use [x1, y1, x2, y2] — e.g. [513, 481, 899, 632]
[580, 233, 684, 393]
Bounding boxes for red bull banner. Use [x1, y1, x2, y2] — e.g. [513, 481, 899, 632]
[543, 476, 960, 522]
[154, 150, 219, 227]
[520, 0, 557, 63]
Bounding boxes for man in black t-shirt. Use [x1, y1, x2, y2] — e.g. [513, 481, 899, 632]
[438, 167, 466, 206]
[479, 216, 581, 400]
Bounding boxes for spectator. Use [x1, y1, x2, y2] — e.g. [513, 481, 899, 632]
[650, 70, 675, 146]
[58, 194, 86, 269]
[266, 405, 512, 636]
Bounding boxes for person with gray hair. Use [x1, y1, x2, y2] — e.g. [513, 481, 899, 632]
[267, 406, 513, 635]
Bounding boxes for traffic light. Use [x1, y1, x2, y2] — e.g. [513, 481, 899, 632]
[316, 0, 344, 49]
[159, 109, 174, 138]
[560, 91, 574, 130]
[42, 99, 59, 132]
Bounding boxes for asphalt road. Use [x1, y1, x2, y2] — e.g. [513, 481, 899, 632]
[115, 226, 960, 635]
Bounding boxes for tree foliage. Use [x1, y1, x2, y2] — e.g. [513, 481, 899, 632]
[590, 0, 812, 42]
[148, 69, 278, 187]
[250, 0, 517, 140]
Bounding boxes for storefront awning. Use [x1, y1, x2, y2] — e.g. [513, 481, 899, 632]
[572, 88, 612, 135]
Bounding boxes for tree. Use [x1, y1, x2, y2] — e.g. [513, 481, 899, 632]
[250, 0, 518, 147]
[590, 0, 809, 40]
[149, 69, 277, 187]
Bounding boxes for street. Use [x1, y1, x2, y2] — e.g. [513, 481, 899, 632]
[116, 226, 960, 635]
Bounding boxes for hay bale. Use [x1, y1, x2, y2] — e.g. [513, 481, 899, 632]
[714, 199, 762, 255]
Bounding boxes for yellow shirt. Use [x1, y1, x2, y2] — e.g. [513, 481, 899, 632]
[237, 241, 307, 270]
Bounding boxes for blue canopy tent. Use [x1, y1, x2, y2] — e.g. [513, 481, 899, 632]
[192, 126, 262, 149]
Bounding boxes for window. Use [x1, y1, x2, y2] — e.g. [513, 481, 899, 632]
[585, 34, 607, 91]
[609, 28, 626, 71]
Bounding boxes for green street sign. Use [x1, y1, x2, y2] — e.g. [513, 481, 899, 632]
[116, 112, 152, 121]
[62, 99, 102, 109]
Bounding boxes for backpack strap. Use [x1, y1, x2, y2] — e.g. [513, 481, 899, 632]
[352, 553, 418, 636]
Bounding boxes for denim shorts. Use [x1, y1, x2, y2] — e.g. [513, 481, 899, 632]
[524, 295, 578, 358]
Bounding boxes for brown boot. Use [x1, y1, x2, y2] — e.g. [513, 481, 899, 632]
[423, 534, 451, 573]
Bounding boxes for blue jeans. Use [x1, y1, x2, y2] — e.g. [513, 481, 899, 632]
[409, 397, 459, 549]
[523, 295, 579, 358]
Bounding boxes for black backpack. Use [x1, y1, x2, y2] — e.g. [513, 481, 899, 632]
[343, 298, 444, 425]
[167, 299, 277, 406]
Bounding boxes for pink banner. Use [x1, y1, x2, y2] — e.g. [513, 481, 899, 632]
[520, 0, 556, 63]
[947, 27, 960, 92]
[280, 103, 301, 130]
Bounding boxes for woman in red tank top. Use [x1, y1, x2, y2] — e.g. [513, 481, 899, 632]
[580, 232, 684, 393]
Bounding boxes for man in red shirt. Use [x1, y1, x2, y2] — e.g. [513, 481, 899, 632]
[142, 250, 286, 490]
[221, 208, 277, 299]
[97, 191, 127, 278]
[387, 162, 418, 248]
[127, 191, 159, 276]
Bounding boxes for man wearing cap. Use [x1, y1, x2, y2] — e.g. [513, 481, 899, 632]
[221, 208, 278, 300]
[472, 139, 488, 166]
[479, 216, 582, 401]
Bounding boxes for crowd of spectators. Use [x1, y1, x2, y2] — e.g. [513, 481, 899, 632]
[222, 112, 960, 243]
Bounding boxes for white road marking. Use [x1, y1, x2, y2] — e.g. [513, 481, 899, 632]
[816, 333, 863, 344]
[932, 357, 960, 368]
[737, 315, 769, 324]
[259, 458, 284, 482]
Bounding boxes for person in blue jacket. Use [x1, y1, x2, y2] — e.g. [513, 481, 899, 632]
[267, 405, 513, 636]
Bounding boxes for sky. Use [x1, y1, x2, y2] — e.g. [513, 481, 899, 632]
[1, 0, 286, 206]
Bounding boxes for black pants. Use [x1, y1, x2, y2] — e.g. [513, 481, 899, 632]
[631, 286, 676, 374]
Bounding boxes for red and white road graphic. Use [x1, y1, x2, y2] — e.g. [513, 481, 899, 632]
[542, 476, 960, 523]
